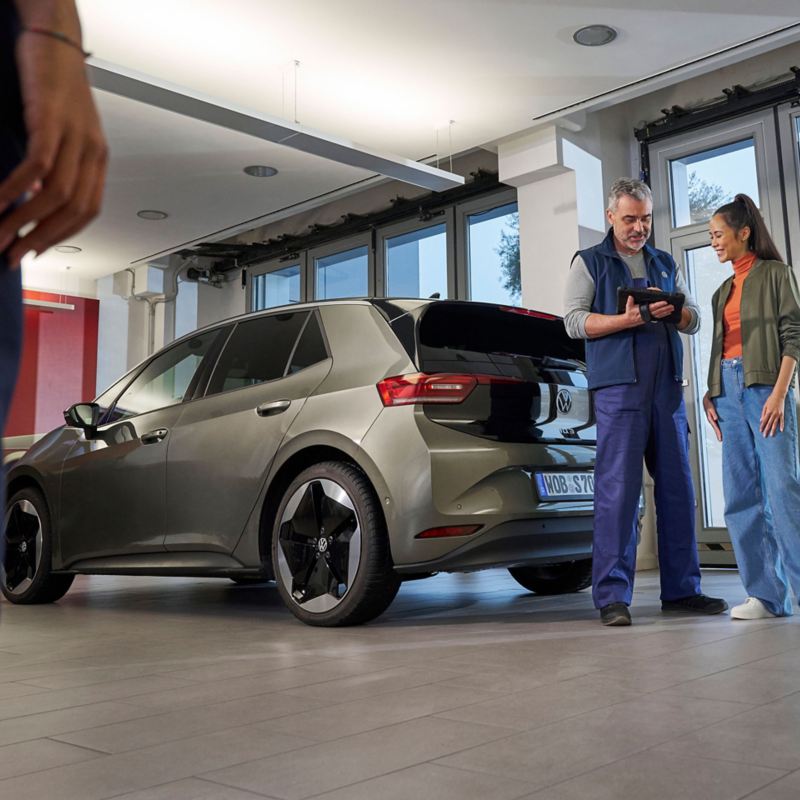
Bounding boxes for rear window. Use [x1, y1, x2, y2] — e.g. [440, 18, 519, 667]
[416, 302, 583, 376]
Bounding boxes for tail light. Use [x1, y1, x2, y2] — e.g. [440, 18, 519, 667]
[377, 373, 523, 406]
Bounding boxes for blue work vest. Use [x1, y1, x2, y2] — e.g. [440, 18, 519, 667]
[578, 228, 684, 390]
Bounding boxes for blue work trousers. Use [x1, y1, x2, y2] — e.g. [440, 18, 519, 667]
[714, 358, 800, 616]
[591, 324, 702, 608]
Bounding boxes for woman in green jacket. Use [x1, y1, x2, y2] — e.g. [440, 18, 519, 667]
[703, 194, 800, 620]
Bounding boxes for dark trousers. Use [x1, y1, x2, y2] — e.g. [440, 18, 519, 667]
[591, 324, 702, 608]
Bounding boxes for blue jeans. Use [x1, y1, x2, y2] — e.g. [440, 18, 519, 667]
[714, 358, 800, 615]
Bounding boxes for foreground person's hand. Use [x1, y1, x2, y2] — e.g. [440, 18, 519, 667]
[0, 4, 107, 267]
[703, 392, 722, 442]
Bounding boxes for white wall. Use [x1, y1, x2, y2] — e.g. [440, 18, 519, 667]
[95, 275, 130, 394]
[197, 274, 246, 329]
[21, 261, 97, 297]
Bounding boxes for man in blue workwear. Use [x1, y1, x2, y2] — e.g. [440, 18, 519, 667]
[564, 177, 727, 626]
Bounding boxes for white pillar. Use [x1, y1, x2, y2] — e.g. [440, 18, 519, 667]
[498, 126, 578, 316]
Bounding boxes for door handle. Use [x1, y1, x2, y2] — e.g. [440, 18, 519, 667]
[256, 399, 291, 417]
[141, 428, 169, 444]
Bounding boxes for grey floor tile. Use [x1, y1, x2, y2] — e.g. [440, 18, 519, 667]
[0, 737, 100, 779]
[281, 665, 469, 703]
[436, 716, 658, 789]
[0, 675, 194, 721]
[657, 666, 800, 705]
[126, 665, 372, 712]
[305, 762, 535, 800]
[0, 724, 311, 800]
[435, 672, 634, 730]
[435, 691, 744, 790]
[516, 750, 785, 800]
[743, 769, 800, 800]
[654, 696, 800, 770]
[267, 682, 500, 741]
[203, 716, 511, 800]
[54, 691, 327, 753]
[110, 777, 278, 799]
[0, 681, 49, 700]
[748, 648, 800, 672]
[0, 701, 164, 748]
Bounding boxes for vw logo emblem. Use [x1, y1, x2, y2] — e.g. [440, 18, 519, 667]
[318, 538, 328, 553]
[556, 389, 573, 414]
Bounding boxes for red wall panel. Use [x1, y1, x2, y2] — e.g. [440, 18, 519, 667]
[4, 290, 100, 438]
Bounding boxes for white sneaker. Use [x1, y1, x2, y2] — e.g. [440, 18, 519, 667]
[730, 597, 775, 620]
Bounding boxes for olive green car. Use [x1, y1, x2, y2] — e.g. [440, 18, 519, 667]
[3, 299, 596, 626]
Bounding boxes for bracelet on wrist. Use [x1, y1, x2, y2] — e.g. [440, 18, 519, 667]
[22, 26, 91, 58]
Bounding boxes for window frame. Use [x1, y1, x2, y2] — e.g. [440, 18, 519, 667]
[308, 234, 374, 301]
[455, 188, 519, 303]
[375, 210, 455, 300]
[651, 111, 784, 246]
[247, 255, 308, 311]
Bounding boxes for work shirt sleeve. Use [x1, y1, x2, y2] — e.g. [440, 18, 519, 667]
[563, 255, 594, 340]
[675, 263, 701, 335]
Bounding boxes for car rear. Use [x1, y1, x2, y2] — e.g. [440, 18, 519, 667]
[362, 299, 595, 574]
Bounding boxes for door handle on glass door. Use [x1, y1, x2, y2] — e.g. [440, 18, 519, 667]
[141, 428, 169, 444]
[256, 400, 291, 417]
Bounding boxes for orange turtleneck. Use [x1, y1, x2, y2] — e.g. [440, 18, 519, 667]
[722, 251, 757, 359]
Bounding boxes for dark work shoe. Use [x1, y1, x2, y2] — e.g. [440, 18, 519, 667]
[661, 594, 728, 615]
[600, 602, 631, 626]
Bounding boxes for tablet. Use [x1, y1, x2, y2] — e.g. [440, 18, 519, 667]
[616, 287, 685, 324]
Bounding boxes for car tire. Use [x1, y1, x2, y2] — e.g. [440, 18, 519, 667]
[2, 487, 74, 604]
[508, 559, 592, 595]
[272, 461, 400, 627]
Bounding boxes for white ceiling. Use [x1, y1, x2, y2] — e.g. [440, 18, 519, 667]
[30, 0, 800, 283]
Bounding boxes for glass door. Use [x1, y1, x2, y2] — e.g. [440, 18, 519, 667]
[650, 109, 785, 564]
[671, 233, 734, 563]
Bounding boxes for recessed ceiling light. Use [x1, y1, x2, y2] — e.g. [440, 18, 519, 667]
[243, 165, 279, 178]
[573, 24, 617, 47]
[137, 209, 169, 220]
[55, 245, 82, 254]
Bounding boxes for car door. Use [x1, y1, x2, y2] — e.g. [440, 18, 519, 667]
[58, 328, 225, 566]
[164, 309, 331, 554]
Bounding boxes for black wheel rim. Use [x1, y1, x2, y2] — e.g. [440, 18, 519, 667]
[2, 499, 43, 595]
[277, 478, 361, 613]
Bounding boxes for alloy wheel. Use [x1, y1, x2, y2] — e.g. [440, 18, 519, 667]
[276, 478, 361, 613]
[3, 499, 44, 595]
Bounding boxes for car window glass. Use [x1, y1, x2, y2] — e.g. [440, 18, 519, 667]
[109, 329, 222, 421]
[94, 373, 135, 421]
[206, 311, 308, 395]
[288, 313, 328, 374]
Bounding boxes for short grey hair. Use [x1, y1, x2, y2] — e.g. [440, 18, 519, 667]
[607, 178, 652, 212]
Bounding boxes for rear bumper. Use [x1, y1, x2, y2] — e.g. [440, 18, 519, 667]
[394, 514, 593, 574]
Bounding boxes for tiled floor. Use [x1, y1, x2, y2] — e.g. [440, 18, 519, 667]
[0, 568, 798, 799]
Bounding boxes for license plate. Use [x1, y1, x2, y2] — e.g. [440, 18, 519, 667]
[534, 471, 594, 500]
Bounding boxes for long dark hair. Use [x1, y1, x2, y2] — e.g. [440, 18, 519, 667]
[713, 194, 783, 262]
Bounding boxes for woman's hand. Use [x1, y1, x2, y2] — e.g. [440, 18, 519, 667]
[760, 391, 785, 437]
[703, 392, 722, 442]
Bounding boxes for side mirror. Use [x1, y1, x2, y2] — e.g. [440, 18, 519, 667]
[64, 403, 101, 436]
